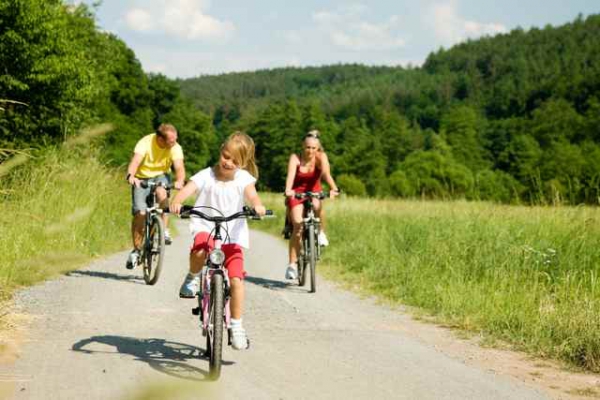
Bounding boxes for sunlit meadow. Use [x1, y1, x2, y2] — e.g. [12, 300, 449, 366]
[257, 192, 600, 371]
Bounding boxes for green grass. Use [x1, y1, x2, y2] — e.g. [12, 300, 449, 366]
[256, 193, 600, 372]
[4, 154, 600, 373]
[0, 143, 130, 304]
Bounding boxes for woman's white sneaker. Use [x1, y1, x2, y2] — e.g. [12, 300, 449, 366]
[285, 263, 298, 280]
[318, 231, 329, 247]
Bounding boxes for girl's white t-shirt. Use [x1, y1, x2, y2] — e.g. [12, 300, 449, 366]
[189, 167, 256, 249]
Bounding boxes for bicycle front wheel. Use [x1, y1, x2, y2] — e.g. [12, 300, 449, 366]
[143, 214, 165, 285]
[207, 273, 224, 380]
[298, 239, 307, 287]
[308, 224, 317, 293]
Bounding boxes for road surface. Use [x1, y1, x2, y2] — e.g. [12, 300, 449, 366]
[0, 220, 562, 399]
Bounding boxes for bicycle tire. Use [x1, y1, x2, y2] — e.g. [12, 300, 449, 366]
[298, 237, 307, 286]
[207, 273, 224, 380]
[143, 214, 165, 285]
[308, 224, 317, 293]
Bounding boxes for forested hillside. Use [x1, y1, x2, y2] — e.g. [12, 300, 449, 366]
[180, 14, 600, 204]
[2, 1, 599, 205]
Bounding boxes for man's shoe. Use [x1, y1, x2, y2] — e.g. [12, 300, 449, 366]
[231, 325, 250, 350]
[126, 250, 140, 270]
[179, 273, 200, 298]
[164, 229, 172, 245]
[318, 231, 329, 247]
[285, 263, 298, 280]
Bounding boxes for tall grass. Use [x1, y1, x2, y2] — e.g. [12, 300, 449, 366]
[257, 193, 600, 372]
[0, 142, 130, 303]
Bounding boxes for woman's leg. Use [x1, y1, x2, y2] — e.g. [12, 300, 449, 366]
[315, 200, 326, 233]
[288, 204, 304, 264]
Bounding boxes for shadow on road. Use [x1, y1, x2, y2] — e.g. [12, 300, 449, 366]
[245, 275, 288, 290]
[246, 275, 312, 294]
[71, 335, 233, 381]
[66, 270, 146, 285]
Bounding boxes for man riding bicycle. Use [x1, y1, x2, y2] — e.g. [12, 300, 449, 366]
[125, 123, 185, 269]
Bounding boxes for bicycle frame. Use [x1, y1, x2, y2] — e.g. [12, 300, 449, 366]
[182, 205, 273, 380]
[293, 191, 328, 292]
[139, 180, 171, 285]
[199, 223, 232, 339]
[300, 196, 321, 261]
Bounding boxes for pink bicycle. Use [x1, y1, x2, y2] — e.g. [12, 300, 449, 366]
[180, 205, 273, 380]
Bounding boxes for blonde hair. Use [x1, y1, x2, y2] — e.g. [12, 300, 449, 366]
[221, 131, 259, 178]
[303, 129, 323, 152]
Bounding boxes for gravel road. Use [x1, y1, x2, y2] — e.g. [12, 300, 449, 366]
[0, 219, 552, 400]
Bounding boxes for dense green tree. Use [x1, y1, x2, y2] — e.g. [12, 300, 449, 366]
[336, 174, 367, 196]
[0, 0, 99, 143]
[162, 99, 214, 174]
[397, 150, 474, 198]
[439, 105, 491, 171]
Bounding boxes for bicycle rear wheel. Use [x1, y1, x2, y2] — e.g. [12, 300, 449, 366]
[207, 273, 224, 380]
[308, 224, 317, 293]
[143, 214, 165, 285]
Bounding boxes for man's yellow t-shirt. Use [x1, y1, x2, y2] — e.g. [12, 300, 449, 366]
[134, 133, 184, 179]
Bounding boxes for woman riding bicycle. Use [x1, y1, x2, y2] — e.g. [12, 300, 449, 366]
[170, 131, 266, 350]
[284, 130, 339, 280]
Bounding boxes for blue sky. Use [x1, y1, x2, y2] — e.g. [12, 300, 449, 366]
[71, 0, 599, 79]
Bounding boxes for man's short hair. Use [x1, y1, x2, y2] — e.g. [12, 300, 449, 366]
[156, 123, 177, 139]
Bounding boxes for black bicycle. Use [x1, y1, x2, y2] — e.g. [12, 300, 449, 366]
[138, 181, 171, 285]
[293, 191, 331, 293]
[179, 204, 273, 380]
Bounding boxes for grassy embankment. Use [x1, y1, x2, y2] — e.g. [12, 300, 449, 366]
[0, 128, 130, 310]
[256, 192, 600, 372]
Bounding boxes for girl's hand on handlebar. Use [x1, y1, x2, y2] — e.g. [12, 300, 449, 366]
[285, 189, 295, 197]
[330, 189, 340, 199]
[170, 202, 182, 215]
[254, 205, 266, 217]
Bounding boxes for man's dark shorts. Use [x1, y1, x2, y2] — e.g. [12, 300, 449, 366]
[131, 174, 171, 215]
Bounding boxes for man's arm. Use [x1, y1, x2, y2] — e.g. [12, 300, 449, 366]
[126, 153, 144, 186]
[172, 159, 185, 190]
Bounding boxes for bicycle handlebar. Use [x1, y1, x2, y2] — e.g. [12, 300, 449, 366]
[179, 205, 274, 221]
[140, 181, 174, 190]
[293, 191, 338, 200]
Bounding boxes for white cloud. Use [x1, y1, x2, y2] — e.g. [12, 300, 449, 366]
[430, 1, 507, 46]
[312, 5, 406, 51]
[124, 0, 235, 41]
[125, 8, 153, 32]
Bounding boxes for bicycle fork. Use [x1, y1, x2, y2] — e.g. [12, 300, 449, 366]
[193, 267, 231, 338]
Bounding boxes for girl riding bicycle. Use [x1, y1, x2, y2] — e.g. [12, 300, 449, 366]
[283, 130, 339, 280]
[170, 132, 266, 350]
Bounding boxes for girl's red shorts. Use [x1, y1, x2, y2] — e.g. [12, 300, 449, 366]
[190, 232, 245, 280]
